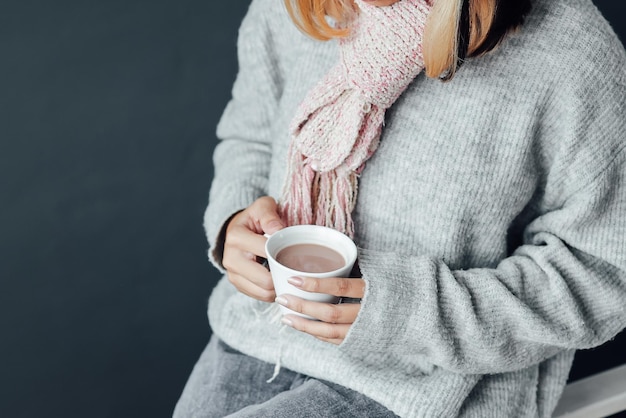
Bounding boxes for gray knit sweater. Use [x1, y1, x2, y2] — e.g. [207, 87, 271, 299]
[203, 0, 626, 416]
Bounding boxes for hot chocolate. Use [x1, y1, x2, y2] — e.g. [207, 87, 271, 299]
[276, 243, 345, 273]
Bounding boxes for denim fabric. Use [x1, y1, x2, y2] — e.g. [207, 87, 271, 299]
[173, 336, 398, 418]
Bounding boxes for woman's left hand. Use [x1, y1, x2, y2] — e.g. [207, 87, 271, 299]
[275, 276, 365, 345]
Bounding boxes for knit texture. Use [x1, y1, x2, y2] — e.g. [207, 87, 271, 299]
[281, 0, 431, 237]
[204, 0, 626, 416]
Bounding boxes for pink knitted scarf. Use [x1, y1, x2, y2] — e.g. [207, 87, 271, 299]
[280, 0, 431, 237]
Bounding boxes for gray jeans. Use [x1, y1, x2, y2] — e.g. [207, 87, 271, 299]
[173, 336, 398, 417]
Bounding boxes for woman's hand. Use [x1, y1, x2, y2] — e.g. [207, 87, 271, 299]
[275, 276, 365, 345]
[222, 196, 284, 303]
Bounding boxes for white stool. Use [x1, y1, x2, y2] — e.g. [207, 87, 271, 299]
[553, 364, 626, 418]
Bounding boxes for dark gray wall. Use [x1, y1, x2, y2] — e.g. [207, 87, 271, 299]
[0, 1, 624, 417]
[1, 1, 250, 417]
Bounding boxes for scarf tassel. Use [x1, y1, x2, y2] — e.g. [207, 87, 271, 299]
[281, 89, 384, 237]
[313, 167, 358, 237]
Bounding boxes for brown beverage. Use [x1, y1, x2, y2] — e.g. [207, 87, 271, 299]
[275, 243, 345, 273]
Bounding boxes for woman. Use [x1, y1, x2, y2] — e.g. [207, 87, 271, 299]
[175, 0, 626, 416]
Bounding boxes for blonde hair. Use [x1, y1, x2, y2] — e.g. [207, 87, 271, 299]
[284, 0, 355, 40]
[284, 0, 526, 80]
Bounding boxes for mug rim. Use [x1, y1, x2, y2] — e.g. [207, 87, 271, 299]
[265, 225, 357, 276]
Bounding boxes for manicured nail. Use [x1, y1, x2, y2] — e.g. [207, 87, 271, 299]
[281, 317, 294, 327]
[275, 296, 289, 307]
[287, 276, 304, 287]
[267, 220, 284, 232]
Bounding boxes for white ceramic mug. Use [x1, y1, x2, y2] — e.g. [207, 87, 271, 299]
[265, 225, 358, 318]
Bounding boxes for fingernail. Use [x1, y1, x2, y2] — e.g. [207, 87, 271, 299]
[275, 296, 289, 307]
[287, 276, 303, 287]
[268, 220, 284, 231]
[281, 317, 294, 327]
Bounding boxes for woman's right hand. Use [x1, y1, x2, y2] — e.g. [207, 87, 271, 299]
[222, 196, 285, 302]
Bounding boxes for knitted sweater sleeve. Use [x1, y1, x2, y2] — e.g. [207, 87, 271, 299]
[342, 56, 626, 375]
[203, 0, 281, 270]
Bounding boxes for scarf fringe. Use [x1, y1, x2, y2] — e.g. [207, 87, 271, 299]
[281, 88, 385, 237]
